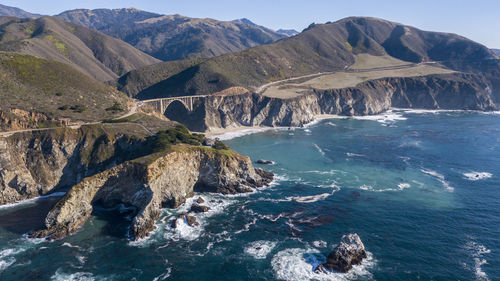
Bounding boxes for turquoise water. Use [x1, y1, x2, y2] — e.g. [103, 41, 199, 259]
[0, 110, 499, 280]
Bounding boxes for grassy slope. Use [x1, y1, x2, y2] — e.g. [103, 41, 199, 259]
[0, 52, 131, 130]
[0, 16, 159, 81]
[116, 17, 498, 100]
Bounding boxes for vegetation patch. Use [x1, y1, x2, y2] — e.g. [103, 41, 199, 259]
[44, 34, 67, 55]
[148, 124, 205, 152]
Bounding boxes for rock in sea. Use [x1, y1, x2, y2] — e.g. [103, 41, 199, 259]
[190, 203, 211, 213]
[315, 233, 367, 273]
[256, 159, 275, 165]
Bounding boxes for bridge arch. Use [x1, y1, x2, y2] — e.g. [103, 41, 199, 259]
[162, 98, 192, 113]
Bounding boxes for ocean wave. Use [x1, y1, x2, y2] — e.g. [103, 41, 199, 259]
[346, 152, 366, 157]
[352, 110, 407, 124]
[421, 169, 454, 192]
[51, 269, 96, 281]
[271, 247, 375, 281]
[0, 192, 66, 210]
[464, 172, 493, 181]
[259, 189, 338, 204]
[464, 241, 491, 281]
[393, 108, 500, 115]
[152, 268, 172, 281]
[0, 247, 29, 273]
[399, 140, 422, 148]
[163, 195, 235, 242]
[359, 183, 410, 192]
[313, 143, 326, 157]
[244, 240, 278, 259]
[312, 241, 328, 248]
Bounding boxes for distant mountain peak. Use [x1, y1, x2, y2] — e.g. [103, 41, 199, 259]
[232, 18, 257, 26]
[0, 4, 43, 18]
[276, 29, 299, 37]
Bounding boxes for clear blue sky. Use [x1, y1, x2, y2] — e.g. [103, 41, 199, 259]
[3, 0, 500, 48]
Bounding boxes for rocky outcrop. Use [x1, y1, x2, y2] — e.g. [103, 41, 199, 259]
[165, 73, 497, 131]
[0, 109, 67, 132]
[0, 125, 148, 205]
[315, 233, 367, 273]
[30, 146, 273, 240]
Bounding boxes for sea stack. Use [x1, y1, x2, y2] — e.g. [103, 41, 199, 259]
[315, 233, 367, 273]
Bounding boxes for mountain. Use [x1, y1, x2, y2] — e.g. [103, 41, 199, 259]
[493, 49, 500, 56]
[0, 16, 160, 81]
[116, 17, 499, 100]
[0, 4, 42, 18]
[276, 29, 299, 37]
[56, 8, 286, 61]
[0, 52, 133, 131]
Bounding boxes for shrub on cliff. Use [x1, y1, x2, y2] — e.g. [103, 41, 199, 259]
[149, 124, 205, 152]
[212, 140, 229, 150]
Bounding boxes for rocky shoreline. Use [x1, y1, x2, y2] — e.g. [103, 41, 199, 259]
[0, 124, 273, 241]
[166, 73, 498, 132]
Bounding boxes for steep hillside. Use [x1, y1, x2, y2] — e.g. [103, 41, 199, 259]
[0, 4, 42, 18]
[0, 16, 159, 81]
[56, 8, 286, 61]
[493, 49, 500, 56]
[0, 52, 131, 131]
[117, 17, 499, 100]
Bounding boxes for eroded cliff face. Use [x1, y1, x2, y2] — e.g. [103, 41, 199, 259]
[30, 147, 272, 240]
[168, 73, 497, 131]
[0, 125, 148, 205]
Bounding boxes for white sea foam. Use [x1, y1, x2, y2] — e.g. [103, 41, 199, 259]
[312, 241, 328, 248]
[152, 268, 172, 281]
[244, 240, 278, 259]
[0, 192, 66, 209]
[397, 183, 411, 190]
[346, 152, 366, 157]
[271, 247, 375, 281]
[208, 127, 274, 140]
[313, 143, 326, 157]
[62, 242, 80, 249]
[260, 189, 338, 204]
[464, 172, 493, 181]
[0, 247, 27, 273]
[359, 183, 410, 192]
[421, 169, 454, 191]
[163, 195, 235, 241]
[399, 140, 422, 148]
[464, 241, 491, 281]
[352, 110, 407, 124]
[51, 269, 95, 281]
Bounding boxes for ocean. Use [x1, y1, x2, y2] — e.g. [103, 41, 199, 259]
[0, 109, 499, 280]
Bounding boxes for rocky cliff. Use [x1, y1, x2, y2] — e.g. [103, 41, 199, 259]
[30, 146, 272, 240]
[0, 123, 272, 240]
[166, 73, 497, 131]
[0, 125, 148, 205]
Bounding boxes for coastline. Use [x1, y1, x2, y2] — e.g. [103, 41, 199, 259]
[202, 109, 500, 141]
[203, 114, 342, 141]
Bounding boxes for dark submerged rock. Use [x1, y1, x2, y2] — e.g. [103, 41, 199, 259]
[190, 203, 211, 213]
[256, 159, 275, 165]
[315, 233, 367, 273]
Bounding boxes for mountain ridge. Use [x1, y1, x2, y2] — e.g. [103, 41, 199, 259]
[0, 4, 42, 18]
[0, 16, 160, 81]
[56, 8, 286, 61]
[116, 16, 499, 100]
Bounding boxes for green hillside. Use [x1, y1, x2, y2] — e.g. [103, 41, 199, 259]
[117, 17, 498, 100]
[0, 52, 130, 131]
[0, 16, 159, 81]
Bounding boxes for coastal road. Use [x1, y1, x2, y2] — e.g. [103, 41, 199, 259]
[0, 101, 142, 137]
[255, 62, 434, 94]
